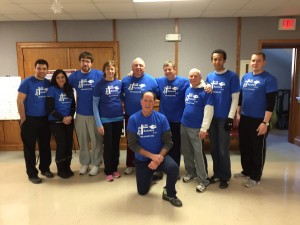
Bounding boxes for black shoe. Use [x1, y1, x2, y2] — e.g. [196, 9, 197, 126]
[152, 171, 163, 181]
[41, 171, 54, 178]
[177, 175, 181, 180]
[162, 188, 182, 207]
[29, 176, 42, 184]
[66, 168, 74, 177]
[209, 176, 220, 184]
[57, 171, 71, 179]
[219, 180, 229, 189]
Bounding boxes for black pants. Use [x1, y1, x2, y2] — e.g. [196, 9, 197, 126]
[21, 116, 51, 178]
[168, 122, 182, 167]
[239, 115, 269, 181]
[49, 121, 74, 163]
[103, 121, 123, 175]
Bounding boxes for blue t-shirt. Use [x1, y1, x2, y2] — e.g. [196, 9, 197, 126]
[18, 76, 50, 117]
[156, 76, 190, 122]
[127, 110, 170, 161]
[47, 86, 74, 121]
[68, 69, 103, 116]
[241, 71, 278, 118]
[181, 87, 214, 128]
[93, 79, 123, 126]
[206, 70, 240, 119]
[122, 73, 159, 116]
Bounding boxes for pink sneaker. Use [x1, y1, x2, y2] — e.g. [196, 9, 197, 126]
[113, 171, 121, 178]
[105, 175, 114, 182]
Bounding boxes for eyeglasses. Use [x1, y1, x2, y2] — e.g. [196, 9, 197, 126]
[80, 59, 92, 64]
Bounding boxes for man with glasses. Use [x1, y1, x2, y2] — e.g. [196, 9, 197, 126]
[69, 52, 104, 176]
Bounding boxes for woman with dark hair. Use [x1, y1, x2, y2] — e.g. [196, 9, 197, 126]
[93, 60, 123, 182]
[46, 69, 76, 179]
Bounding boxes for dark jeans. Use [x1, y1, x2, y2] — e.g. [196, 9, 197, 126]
[49, 121, 74, 163]
[135, 155, 179, 197]
[103, 121, 123, 175]
[21, 116, 51, 178]
[209, 118, 231, 180]
[239, 115, 269, 181]
[125, 115, 135, 167]
[168, 122, 181, 167]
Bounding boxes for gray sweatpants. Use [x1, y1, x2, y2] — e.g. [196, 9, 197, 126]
[181, 124, 209, 185]
[75, 114, 103, 166]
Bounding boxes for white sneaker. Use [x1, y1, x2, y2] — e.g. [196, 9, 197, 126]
[244, 179, 260, 188]
[89, 166, 100, 176]
[79, 165, 89, 175]
[124, 167, 135, 175]
[233, 172, 249, 179]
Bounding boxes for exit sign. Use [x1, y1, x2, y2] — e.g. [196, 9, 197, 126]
[278, 18, 296, 30]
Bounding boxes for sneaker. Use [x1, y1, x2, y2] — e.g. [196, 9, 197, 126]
[182, 173, 197, 183]
[234, 172, 249, 179]
[89, 166, 100, 176]
[29, 176, 42, 184]
[244, 179, 260, 188]
[152, 171, 163, 181]
[41, 170, 54, 178]
[105, 175, 114, 182]
[219, 180, 229, 189]
[113, 171, 121, 178]
[196, 182, 207, 193]
[124, 167, 136, 175]
[79, 165, 89, 175]
[162, 188, 182, 207]
[209, 176, 220, 184]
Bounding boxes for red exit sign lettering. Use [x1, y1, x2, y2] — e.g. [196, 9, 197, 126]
[278, 18, 296, 30]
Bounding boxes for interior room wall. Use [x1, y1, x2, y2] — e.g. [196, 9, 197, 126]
[1, 17, 300, 79]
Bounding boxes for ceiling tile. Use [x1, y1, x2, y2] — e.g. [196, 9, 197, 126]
[95, 3, 135, 13]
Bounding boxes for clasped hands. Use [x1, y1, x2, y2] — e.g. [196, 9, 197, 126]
[148, 154, 164, 170]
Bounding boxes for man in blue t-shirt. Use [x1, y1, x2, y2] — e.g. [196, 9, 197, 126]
[181, 68, 214, 193]
[68, 52, 104, 176]
[206, 49, 240, 189]
[17, 59, 53, 184]
[122, 58, 159, 175]
[234, 52, 278, 188]
[127, 91, 182, 207]
[156, 61, 190, 171]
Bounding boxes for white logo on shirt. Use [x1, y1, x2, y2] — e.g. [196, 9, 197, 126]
[128, 83, 146, 91]
[105, 85, 120, 95]
[35, 87, 48, 97]
[243, 79, 260, 88]
[137, 124, 157, 137]
[163, 86, 178, 95]
[78, 79, 94, 89]
[58, 93, 69, 103]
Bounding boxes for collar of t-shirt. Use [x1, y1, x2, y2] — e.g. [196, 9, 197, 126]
[215, 68, 228, 74]
[190, 79, 206, 88]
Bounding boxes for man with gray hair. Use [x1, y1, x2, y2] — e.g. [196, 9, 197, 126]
[122, 57, 159, 175]
[181, 68, 214, 193]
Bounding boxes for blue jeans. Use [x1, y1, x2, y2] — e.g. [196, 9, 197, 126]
[135, 155, 178, 197]
[209, 118, 231, 180]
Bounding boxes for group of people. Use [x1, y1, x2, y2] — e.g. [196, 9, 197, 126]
[17, 49, 278, 208]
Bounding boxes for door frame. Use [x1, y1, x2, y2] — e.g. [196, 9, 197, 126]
[258, 39, 300, 144]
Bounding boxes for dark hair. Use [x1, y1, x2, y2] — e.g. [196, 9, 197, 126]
[252, 51, 266, 60]
[79, 51, 94, 63]
[50, 69, 73, 98]
[35, 59, 49, 69]
[102, 60, 118, 79]
[211, 49, 227, 61]
[141, 91, 156, 101]
[163, 60, 176, 69]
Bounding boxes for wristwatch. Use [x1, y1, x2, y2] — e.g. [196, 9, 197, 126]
[262, 121, 269, 126]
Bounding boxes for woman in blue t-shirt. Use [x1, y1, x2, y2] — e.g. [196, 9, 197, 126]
[46, 69, 76, 179]
[93, 60, 124, 182]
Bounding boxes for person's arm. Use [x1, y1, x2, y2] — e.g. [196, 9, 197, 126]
[236, 90, 243, 124]
[17, 92, 27, 124]
[92, 96, 104, 136]
[127, 131, 165, 170]
[45, 97, 64, 121]
[224, 92, 240, 131]
[200, 105, 214, 139]
[257, 91, 277, 136]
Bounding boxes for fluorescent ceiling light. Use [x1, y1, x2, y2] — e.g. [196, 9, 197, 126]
[133, 0, 191, 2]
